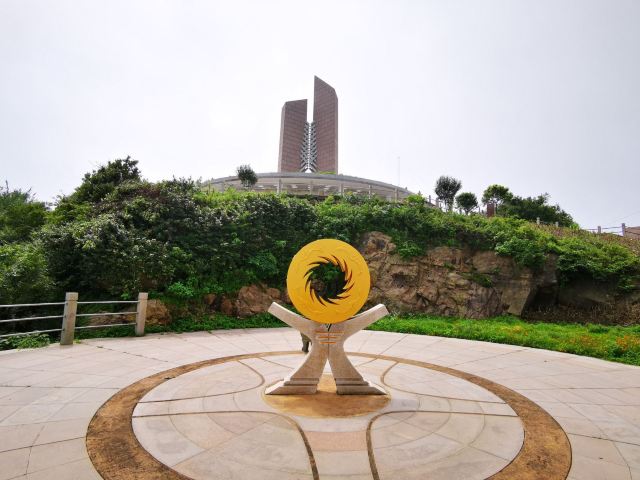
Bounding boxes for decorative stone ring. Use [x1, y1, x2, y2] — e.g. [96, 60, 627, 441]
[287, 238, 371, 324]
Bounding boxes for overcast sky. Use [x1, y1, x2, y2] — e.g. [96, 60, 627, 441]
[1, 0, 638, 229]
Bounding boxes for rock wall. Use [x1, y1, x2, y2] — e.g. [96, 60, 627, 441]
[202, 284, 284, 318]
[198, 231, 637, 322]
[221, 232, 558, 319]
[361, 232, 558, 318]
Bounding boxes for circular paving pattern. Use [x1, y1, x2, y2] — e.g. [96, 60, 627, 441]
[87, 351, 571, 480]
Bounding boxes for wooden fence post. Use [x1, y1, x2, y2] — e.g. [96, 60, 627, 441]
[135, 292, 148, 336]
[622, 223, 626, 237]
[597, 226, 602, 234]
[60, 292, 78, 346]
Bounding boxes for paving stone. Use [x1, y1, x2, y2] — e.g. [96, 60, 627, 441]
[373, 432, 464, 469]
[0, 423, 42, 452]
[27, 438, 88, 473]
[26, 458, 102, 480]
[569, 434, 628, 465]
[169, 413, 235, 450]
[616, 442, 640, 470]
[471, 416, 524, 461]
[569, 454, 633, 480]
[1, 403, 65, 426]
[314, 450, 372, 476]
[0, 447, 30, 480]
[306, 429, 367, 451]
[132, 416, 204, 466]
[33, 418, 90, 445]
[378, 446, 509, 480]
[436, 413, 485, 444]
[175, 451, 313, 480]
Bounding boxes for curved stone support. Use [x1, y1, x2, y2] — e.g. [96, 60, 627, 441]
[265, 302, 388, 395]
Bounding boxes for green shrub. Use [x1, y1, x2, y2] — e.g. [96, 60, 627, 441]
[73, 157, 141, 203]
[0, 186, 48, 244]
[40, 214, 180, 298]
[465, 272, 493, 288]
[0, 333, 50, 350]
[0, 242, 55, 304]
[248, 251, 279, 280]
[553, 236, 640, 284]
[166, 281, 199, 300]
[395, 240, 423, 259]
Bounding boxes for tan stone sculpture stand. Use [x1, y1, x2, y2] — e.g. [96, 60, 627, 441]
[265, 302, 388, 395]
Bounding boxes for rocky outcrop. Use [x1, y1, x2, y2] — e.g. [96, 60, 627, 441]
[146, 299, 171, 326]
[196, 232, 636, 322]
[362, 232, 558, 318]
[85, 312, 133, 326]
[235, 284, 282, 317]
[84, 298, 171, 326]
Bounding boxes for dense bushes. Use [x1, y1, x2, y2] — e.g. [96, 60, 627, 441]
[0, 242, 54, 303]
[481, 184, 575, 227]
[498, 193, 575, 227]
[1, 161, 639, 306]
[41, 180, 319, 299]
[0, 185, 47, 244]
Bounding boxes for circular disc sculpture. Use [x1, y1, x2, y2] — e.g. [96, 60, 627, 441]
[287, 239, 371, 324]
[266, 239, 388, 395]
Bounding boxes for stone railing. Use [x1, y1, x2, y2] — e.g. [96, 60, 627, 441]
[0, 292, 148, 345]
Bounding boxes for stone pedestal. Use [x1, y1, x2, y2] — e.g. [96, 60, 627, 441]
[265, 303, 388, 395]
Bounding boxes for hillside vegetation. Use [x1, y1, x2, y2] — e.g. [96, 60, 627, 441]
[1, 160, 639, 310]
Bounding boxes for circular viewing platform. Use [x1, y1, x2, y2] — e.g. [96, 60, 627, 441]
[202, 172, 415, 202]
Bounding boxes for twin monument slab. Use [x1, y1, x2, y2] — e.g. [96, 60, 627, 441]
[266, 238, 387, 396]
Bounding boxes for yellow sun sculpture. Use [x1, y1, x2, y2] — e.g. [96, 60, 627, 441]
[287, 239, 370, 324]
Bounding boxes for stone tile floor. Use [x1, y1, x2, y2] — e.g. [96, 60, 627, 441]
[132, 354, 522, 479]
[0, 328, 639, 479]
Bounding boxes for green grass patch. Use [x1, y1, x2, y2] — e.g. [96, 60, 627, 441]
[0, 333, 50, 350]
[368, 315, 640, 366]
[75, 312, 640, 366]
[6, 312, 640, 367]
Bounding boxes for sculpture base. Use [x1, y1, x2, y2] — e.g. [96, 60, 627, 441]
[265, 377, 386, 395]
[265, 378, 319, 395]
[335, 379, 386, 395]
[263, 303, 391, 396]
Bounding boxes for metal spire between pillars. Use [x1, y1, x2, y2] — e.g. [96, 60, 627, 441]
[300, 122, 318, 172]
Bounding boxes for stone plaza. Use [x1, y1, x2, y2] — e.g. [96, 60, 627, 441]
[1, 328, 640, 479]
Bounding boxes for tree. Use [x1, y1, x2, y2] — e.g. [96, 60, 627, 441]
[73, 156, 141, 203]
[499, 193, 575, 227]
[482, 184, 513, 206]
[0, 183, 47, 244]
[455, 192, 479, 215]
[435, 176, 462, 211]
[236, 165, 257, 188]
[0, 242, 54, 304]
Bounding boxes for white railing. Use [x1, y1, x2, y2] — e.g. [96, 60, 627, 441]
[583, 224, 637, 237]
[0, 292, 148, 345]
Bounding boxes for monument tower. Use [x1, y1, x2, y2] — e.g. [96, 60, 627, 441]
[278, 76, 338, 173]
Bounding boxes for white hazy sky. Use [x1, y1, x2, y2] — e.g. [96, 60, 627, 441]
[1, 0, 639, 229]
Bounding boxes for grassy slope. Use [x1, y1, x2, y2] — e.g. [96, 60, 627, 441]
[369, 315, 640, 366]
